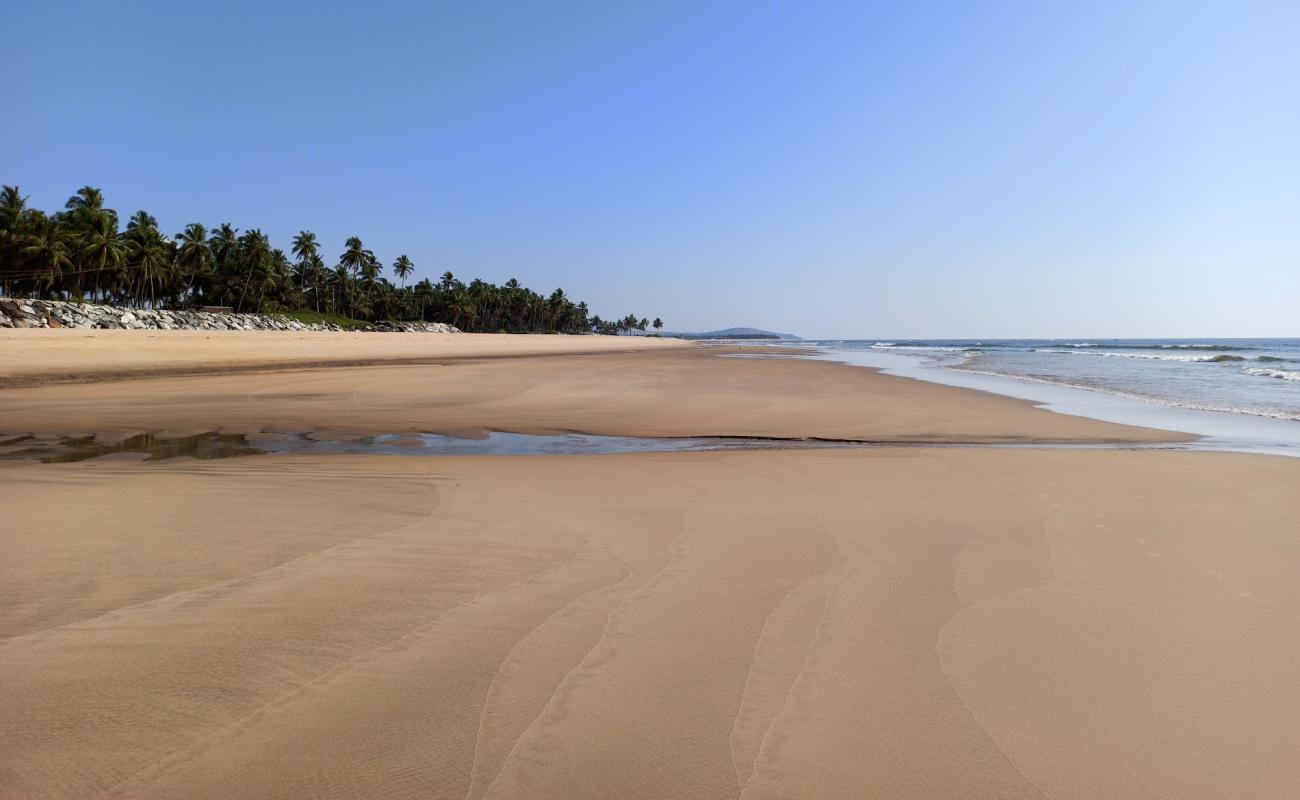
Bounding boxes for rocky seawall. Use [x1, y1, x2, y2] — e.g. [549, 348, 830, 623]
[0, 298, 460, 333]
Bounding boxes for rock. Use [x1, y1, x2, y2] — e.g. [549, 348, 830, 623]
[0, 297, 463, 335]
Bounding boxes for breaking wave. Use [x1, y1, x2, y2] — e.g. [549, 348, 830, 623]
[1244, 367, 1300, 382]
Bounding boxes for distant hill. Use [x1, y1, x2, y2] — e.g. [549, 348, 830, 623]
[655, 327, 801, 340]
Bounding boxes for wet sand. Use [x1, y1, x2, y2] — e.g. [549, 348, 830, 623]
[2, 334, 1297, 799]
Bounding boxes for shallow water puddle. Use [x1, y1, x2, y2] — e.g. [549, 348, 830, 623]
[1, 431, 263, 462]
[0, 429, 1262, 464]
[0, 431, 767, 463]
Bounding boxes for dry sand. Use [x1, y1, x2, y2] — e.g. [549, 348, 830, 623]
[2, 333, 1297, 799]
[0, 328, 691, 386]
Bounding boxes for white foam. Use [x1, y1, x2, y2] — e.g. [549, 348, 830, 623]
[1033, 349, 1234, 363]
[803, 345, 1300, 454]
[1244, 367, 1300, 381]
[872, 344, 972, 353]
[953, 367, 1300, 421]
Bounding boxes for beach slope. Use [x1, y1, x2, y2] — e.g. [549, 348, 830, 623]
[2, 336, 1295, 799]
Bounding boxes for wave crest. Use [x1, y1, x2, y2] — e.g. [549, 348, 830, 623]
[1244, 367, 1300, 381]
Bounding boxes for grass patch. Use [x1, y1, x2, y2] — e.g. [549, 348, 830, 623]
[277, 309, 371, 330]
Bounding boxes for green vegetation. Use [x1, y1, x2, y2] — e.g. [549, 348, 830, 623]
[278, 309, 371, 330]
[0, 185, 658, 334]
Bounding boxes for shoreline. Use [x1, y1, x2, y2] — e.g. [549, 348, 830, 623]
[801, 344, 1300, 456]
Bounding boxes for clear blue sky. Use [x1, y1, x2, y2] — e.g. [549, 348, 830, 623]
[5, 0, 1298, 337]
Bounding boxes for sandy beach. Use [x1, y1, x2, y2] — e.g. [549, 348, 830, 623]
[2, 333, 1298, 799]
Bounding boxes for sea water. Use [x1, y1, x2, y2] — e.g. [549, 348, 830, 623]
[804, 339, 1300, 455]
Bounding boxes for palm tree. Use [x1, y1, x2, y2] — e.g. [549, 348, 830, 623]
[291, 231, 319, 292]
[236, 229, 271, 312]
[448, 292, 475, 327]
[413, 277, 434, 319]
[306, 253, 328, 311]
[79, 212, 127, 301]
[124, 211, 170, 306]
[63, 187, 117, 244]
[339, 236, 368, 277]
[331, 262, 351, 316]
[653, 317, 663, 331]
[392, 254, 413, 287]
[174, 223, 210, 303]
[266, 248, 292, 310]
[0, 186, 30, 295]
[208, 223, 240, 305]
[0, 185, 27, 233]
[64, 186, 104, 214]
[21, 215, 73, 298]
[359, 255, 381, 301]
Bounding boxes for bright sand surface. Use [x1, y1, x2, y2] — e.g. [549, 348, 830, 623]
[0, 328, 692, 385]
[2, 333, 1298, 799]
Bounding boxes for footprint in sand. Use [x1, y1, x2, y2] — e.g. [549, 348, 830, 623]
[1236, 586, 1263, 602]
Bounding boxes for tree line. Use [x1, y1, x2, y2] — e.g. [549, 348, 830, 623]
[0, 185, 663, 334]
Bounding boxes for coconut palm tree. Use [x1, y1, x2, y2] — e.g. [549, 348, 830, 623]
[0, 186, 31, 295]
[305, 253, 328, 311]
[331, 262, 351, 316]
[392, 254, 413, 287]
[79, 212, 127, 301]
[413, 277, 434, 320]
[358, 254, 381, 305]
[63, 187, 118, 252]
[64, 186, 104, 214]
[124, 211, 170, 306]
[21, 214, 73, 298]
[291, 231, 319, 292]
[174, 223, 210, 302]
[236, 229, 271, 312]
[339, 237, 368, 277]
[0, 185, 27, 233]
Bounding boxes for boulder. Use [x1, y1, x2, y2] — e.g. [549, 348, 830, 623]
[0, 298, 463, 335]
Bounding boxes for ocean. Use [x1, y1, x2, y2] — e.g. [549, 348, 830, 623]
[800, 338, 1300, 455]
